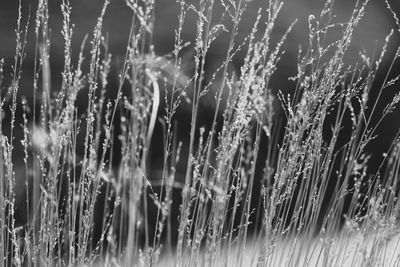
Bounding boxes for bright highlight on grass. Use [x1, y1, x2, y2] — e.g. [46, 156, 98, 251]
[0, 0, 400, 266]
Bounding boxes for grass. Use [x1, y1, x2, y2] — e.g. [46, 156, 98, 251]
[1, 0, 400, 266]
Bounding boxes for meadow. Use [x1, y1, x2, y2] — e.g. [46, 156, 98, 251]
[1, 0, 400, 266]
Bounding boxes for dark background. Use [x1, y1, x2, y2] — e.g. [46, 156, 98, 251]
[1, 0, 399, 100]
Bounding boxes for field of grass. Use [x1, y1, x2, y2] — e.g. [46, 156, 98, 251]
[1, 0, 400, 266]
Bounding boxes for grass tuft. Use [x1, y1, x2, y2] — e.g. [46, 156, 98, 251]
[0, 0, 400, 266]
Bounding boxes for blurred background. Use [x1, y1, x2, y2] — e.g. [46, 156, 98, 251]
[1, 0, 399, 91]
[1, 0, 400, 241]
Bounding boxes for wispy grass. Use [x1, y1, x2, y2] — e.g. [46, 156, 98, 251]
[0, 0, 400, 266]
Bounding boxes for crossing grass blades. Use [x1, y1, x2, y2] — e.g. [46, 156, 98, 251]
[1, 0, 400, 266]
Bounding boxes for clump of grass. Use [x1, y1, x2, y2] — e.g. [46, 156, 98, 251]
[0, 0, 400, 266]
